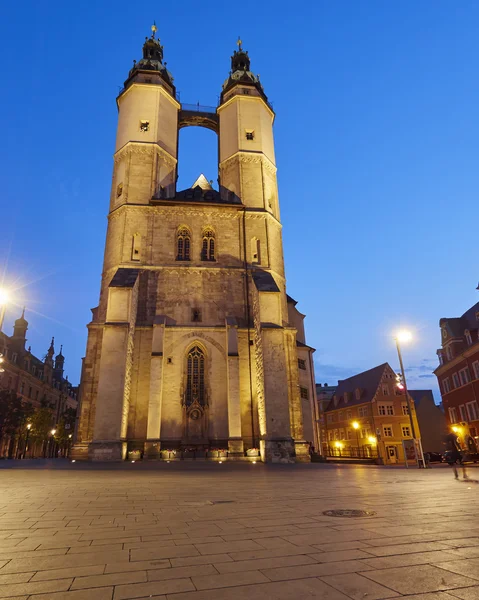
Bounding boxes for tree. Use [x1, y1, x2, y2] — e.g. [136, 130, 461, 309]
[0, 390, 34, 458]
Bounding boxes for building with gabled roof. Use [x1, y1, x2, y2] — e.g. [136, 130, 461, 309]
[323, 362, 422, 464]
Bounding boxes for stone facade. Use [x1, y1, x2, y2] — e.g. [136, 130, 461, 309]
[72, 31, 316, 463]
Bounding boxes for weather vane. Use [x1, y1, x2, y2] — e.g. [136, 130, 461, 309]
[151, 21, 158, 39]
[237, 36, 242, 51]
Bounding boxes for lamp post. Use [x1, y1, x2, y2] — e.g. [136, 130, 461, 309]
[49, 429, 56, 459]
[23, 423, 32, 459]
[0, 289, 9, 333]
[352, 421, 360, 457]
[394, 330, 425, 468]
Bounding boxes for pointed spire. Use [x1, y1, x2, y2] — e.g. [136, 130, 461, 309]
[48, 337, 55, 356]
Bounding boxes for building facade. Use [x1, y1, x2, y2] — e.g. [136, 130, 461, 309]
[434, 298, 479, 446]
[0, 311, 78, 456]
[409, 390, 448, 454]
[315, 383, 337, 454]
[323, 363, 421, 464]
[72, 29, 316, 463]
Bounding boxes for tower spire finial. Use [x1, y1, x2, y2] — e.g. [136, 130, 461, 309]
[237, 36, 242, 51]
[151, 21, 158, 39]
[21, 306, 25, 318]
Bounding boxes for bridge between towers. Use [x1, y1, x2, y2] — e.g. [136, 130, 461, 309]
[179, 103, 218, 133]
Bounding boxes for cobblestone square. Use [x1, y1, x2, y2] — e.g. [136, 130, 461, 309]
[0, 461, 478, 599]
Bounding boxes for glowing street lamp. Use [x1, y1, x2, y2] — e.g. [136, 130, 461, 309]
[352, 421, 361, 457]
[23, 423, 32, 459]
[394, 330, 425, 468]
[368, 436, 377, 445]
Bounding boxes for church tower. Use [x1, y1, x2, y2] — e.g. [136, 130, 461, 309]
[72, 28, 317, 462]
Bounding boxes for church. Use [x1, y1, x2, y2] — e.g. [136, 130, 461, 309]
[72, 26, 318, 463]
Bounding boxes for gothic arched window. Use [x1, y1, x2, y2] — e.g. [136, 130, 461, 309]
[186, 346, 205, 406]
[177, 226, 191, 261]
[201, 228, 215, 261]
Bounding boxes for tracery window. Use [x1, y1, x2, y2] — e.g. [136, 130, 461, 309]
[186, 346, 205, 406]
[177, 226, 191, 261]
[201, 228, 215, 261]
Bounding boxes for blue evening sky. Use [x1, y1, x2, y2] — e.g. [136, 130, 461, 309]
[1, 1, 478, 399]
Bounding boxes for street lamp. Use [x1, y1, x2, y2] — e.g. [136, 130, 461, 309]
[394, 330, 425, 468]
[0, 289, 10, 333]
[49, 429, 57, 459]
[23, 423, 32, 459]
[352, 421, 360, 457]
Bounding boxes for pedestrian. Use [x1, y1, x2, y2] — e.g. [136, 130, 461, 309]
[444, 433, 468, 480]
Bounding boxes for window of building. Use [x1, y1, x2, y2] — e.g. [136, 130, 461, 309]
[386, 405, 394, 416]
[201, 228, 215, 261]
[449, 407, 458, 424]
[343, 392, 349, 404]
[402, 404, 409, 415]
[465, 330, 473, 346]
[355, 388, 361, 400]
[328, 430, 334, 441]
[402, 426, 411, 437]
[28, 386, 32, 399]
[446, 346, 453, 361]
[383, 425, 393, 437]
[378, 405, 386, 416]
[346, 410, 352, 420]
[358, 406, 368, 417]
[186, 346, 205, 406]
[442, 378, 451, 393]
[472, 361, 479, 379]
[35, 390, 39, 401]
[139, 120, 149, 132]
[466, 401, 479, 422]
[339, 428, 345, 440]
[298, 359, 306, 370]
[191, 309, 202, 323]
[438, 351, 444, 366]
[382, 385, 389, 395]
[459, 405, 467, 422]
[245, 130, 255, 140]
[452, 373, 460, 389]
[300, 387, 308, 399]
[347, 429, 353, 440]
[251, 238, 261, 264]
[338, 411, 343, 421]
[32, 366, 36, 376]
[20, 382, 24, 395]
[361, 428, 368, 439]
[12, 353, 17, 364]
[327, 414, 332, 424]
[176, 226, 191, 261]
[131, 233, 141, 261]
[459, 368, 470, 386]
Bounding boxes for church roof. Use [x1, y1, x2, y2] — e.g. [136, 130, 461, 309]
[191, 174, 213, 190]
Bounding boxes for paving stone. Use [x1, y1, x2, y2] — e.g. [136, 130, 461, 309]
[148, 564, 217, 581]
[214, 554, 318, 573]
[360, 550, 465, 570]
[165, 577, 352, 599]
[130, 544, 199, 561]
[362, 564, 479, 594]
[31, 564, 106, 581]
[71, 570, 147, 589]
[31, 589, 114, 600]
[192, 570, 270, 590]
[261, 559, 372, 581]
[436, 558, 479, 581]
[104, 559, 170, 573]
[308, 549, 374, 562]
[320, 572, 400, 599]
[170, 553, 233, 567]
[113, 577, 195, 599]
[0, 577, 72, 597]
[447, 588, 479, 599]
